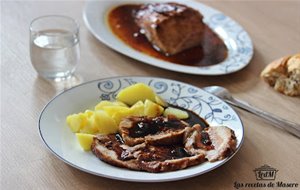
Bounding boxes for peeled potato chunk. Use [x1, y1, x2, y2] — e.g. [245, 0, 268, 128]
[102, 106, 131, 117]
[76, 133, 95, 151]
[144, 99, 164, 117]
[112, 109, 134, 125]
[130, 101, 145, 116]
[66, 113, 88, 133]
[95, 100, 128, 110]
[84, 110, 94, 117]
[79, 116, 98, 134]
[116, 83, 156, 105]
[163, 107, 189, 119]
[93, 110, 118, 134]
[155, 95, 167, 107]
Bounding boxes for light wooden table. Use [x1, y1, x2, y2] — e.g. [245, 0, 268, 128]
[2, 1, 300, 189]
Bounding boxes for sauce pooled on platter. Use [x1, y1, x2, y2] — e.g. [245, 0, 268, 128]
[108, 4, 228, 66]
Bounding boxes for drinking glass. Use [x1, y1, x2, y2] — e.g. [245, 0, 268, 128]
[30, 15, 80, 81]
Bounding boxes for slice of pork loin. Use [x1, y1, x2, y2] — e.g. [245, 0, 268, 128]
[184, 124, 237, 162]
[137, 144, 205, 173]
[92, 134, 206, 173]
[91, 134, 144, 170]
[135, 2, 205, 55]
[119, 116, 189, 146]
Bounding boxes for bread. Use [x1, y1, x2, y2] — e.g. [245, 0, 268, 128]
[261, 53, 300, 96]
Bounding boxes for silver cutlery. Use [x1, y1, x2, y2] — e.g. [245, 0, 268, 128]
[203, 86, 300, 138]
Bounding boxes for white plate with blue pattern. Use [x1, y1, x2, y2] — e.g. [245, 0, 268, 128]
[39, 76, 244, 182]
[83, 0, 253, 75]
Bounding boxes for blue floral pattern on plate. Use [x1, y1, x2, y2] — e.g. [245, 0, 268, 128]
[203, 13, 253, 74]
[97, 77, 240, 126]
[39, 76, 244, 182]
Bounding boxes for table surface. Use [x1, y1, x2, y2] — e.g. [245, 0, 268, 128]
[2, 1, 300, 189]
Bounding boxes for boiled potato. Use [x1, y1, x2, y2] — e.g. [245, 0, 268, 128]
[144, 99, 164, 117]
[93, 110, 118, 134]
[79, 116, 99, 134]
[130, 101, 145, 116]
[155, 95, 167, 107]
[66, 113, 88, 132]
[95, 100, 128, 110]
[116, 83, 156, 105]
[112, 100, 164, 124]
[84, 110, 94, 117]
[76, 133, 95, 151]
[67, 84, 170, 136]
[112, 109, 134, 125]
[163, 107, 189, 119]
[102, 106, 131, 117]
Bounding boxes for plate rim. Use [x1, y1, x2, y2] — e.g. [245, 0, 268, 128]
[38, 76, 245, 182]
[82, 0, 254, 75]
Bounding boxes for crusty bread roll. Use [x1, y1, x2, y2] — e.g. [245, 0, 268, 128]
[261, 53, 300, 96]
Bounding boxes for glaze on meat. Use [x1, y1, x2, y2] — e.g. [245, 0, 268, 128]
[91, 116, 237, 173]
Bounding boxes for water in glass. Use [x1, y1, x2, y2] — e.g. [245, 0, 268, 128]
[30, 29, 80, 80]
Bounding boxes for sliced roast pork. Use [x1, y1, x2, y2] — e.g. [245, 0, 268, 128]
[91, 134, 142, 170]
[119, 116, 189, 146]
[137, 144, 205, 172]
[91, 116, 237, 173]
[184, 124, 237, 161]
[92, 133, 205, 173]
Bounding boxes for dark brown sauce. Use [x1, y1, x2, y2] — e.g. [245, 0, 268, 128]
[129, 116, 186, 138]
[139, 145, 191, 162]
[103, 134, 125, 160]
[128, 105, 209, 138]
[169, 105, 209, 128]
[108, 4, 228, 66]
[111, 133, 190, 161]
[201, 131, 213, 146]
[111, 105, 213, 160]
